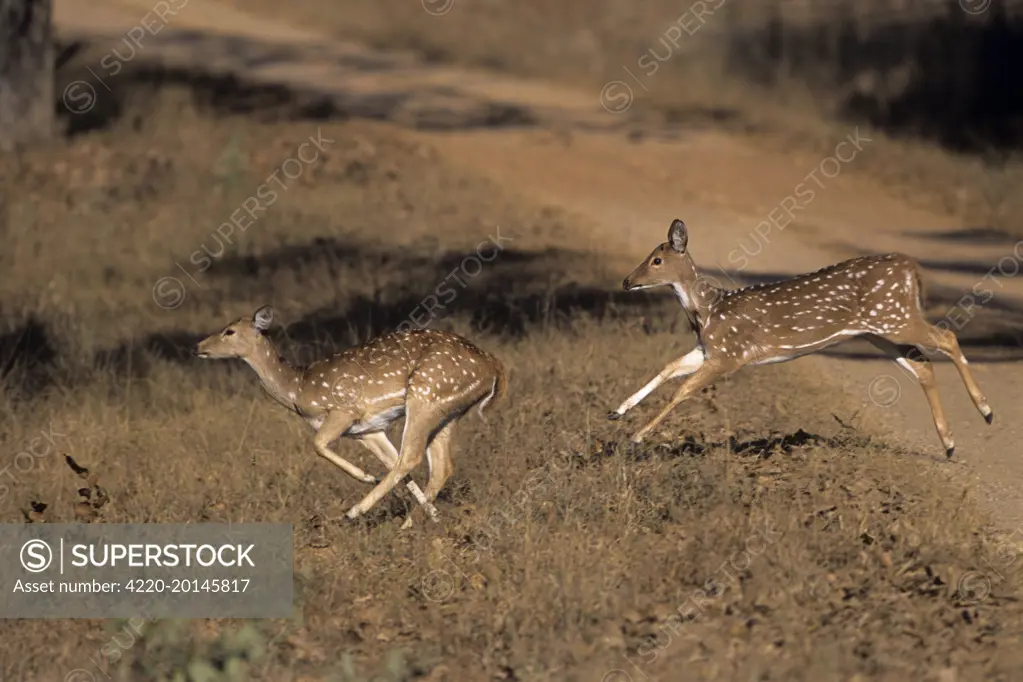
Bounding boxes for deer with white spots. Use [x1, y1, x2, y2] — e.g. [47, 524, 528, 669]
[196, 306, 507, 525]
[609, 219, 993, 458]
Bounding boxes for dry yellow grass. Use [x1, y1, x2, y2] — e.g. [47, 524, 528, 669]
[1, 85, 1022, 680]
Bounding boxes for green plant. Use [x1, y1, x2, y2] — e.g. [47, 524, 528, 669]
[127, 620, 267, 682]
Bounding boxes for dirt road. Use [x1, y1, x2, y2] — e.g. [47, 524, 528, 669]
[56, 0, 1023, 528]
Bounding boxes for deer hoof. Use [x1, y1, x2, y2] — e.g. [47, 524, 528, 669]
[345, 506, 362, 521]
[607, 411, 622, 421]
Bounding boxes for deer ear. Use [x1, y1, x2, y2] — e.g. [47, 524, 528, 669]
[252, 305, 274, 332]
[668, 219, 688, 252]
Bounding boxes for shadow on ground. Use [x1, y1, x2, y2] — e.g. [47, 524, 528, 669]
[92, 238, 668, 381]
[608, 427, 859, 463]
[0, 318, 58, 396]
[6, 234, 1023, 400]
[906, 225, 1021, 248]
[726, 2, 1023, 152]
[54, 30, 545, 139]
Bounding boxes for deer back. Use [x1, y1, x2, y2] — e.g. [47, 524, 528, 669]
[701, 254, 923, 365]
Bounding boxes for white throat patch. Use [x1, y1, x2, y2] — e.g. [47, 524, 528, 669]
[671, 283, 694, 310]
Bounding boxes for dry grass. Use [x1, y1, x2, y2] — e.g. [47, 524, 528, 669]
[1, 86, 1023, 680]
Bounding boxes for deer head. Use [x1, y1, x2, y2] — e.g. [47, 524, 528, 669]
[622, 218, 728, 336]
[622, 219, 697, 292]
[196, 305, 274, 360]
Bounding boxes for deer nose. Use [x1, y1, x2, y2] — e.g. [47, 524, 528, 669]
[622, 277, 631, 290]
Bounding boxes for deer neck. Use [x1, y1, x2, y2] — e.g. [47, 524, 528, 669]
[672, 256, 719, 338]
[242, 336, 304, 411]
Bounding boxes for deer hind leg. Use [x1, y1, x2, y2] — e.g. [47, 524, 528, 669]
[357, 432, 439, 522]
[314, 411, 378, 484]
[630, 363, 722, 444]
[357, 432, 399, 469]
[610, 347, 705, 419]
[920, 324, 993, 424]
[424, 421, 456, 503]
[346, 405, 435, 520]
[865, 335, 955, 458]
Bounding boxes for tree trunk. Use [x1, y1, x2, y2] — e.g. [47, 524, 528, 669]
[0, 0, 54, 151]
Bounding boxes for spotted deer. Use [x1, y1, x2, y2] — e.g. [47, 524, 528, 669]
[196, 306, 507, 524]
[609, 219, 993, 457]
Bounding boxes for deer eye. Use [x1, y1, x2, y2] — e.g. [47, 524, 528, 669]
[652, 257, 662, 266]
[223, 329, 236, 336]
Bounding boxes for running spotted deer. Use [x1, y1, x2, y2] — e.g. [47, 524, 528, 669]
[196, 306, 507, 524]
[609, 219, 993, 457]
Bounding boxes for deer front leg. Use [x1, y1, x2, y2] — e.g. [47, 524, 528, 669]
[609, 348, 704, 420]
[314, 411, 378, 484]
[631, 364, 721, 443]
